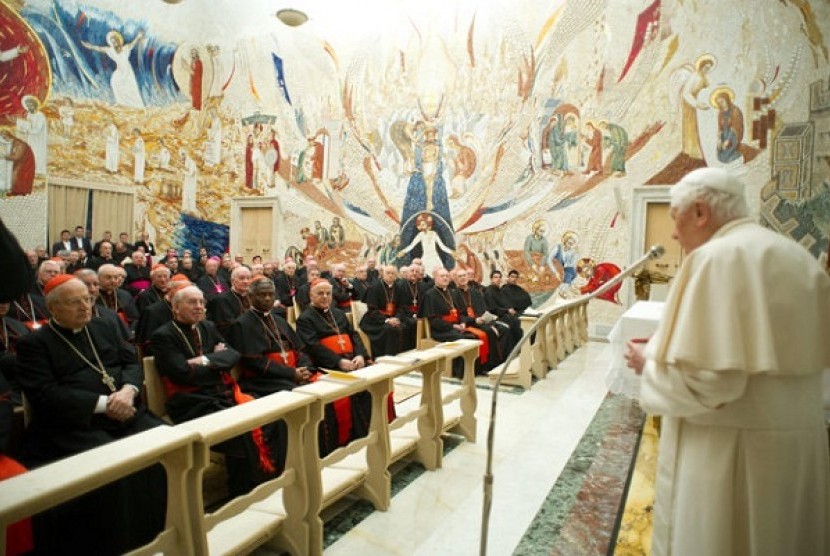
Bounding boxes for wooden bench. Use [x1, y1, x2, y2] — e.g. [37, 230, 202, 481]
[0, 426, 201, 556]
[175, 391, 321, 556]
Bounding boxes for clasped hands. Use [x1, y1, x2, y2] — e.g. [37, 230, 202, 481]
[294, 366, 312, 384]
[106, 386, 137, 422]
[338, 355, 365, 371]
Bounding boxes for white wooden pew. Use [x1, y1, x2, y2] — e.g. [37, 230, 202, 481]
[0, 426, 201, 556]
[175, 391, 320, 556]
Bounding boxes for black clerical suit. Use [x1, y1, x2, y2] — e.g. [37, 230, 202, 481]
[350, 277, 370, 303]
[196, 273, 230, 300]
[483, 284, 523, 344]
[136, 285, 165, 314]
[296, 305, 372, 455]
[503, 283, 533, 313]
[97, 288, 139, 332]
[16, 318, 166, 554]
[151, 319, 283, 495]
[453, 286, 514, 374]
[273, 272, 300, 308]
[206, 289, 251, 337]
[226, 309, 313, 396]
[360, 279, 416, 356]
[124, 264, 151, 297]
[421, 285, 490, 377]
[10, 292, 49, 330]
[330, 277, 355, 311]
[135, 299, 173, 356]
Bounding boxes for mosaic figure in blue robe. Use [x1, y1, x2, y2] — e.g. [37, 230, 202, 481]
[399, 125, 455, 269]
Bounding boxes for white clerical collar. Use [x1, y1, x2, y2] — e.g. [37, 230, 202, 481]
[52, 318, 83, 334]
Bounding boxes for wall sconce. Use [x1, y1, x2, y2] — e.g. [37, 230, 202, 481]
[276, 8, 309, 26]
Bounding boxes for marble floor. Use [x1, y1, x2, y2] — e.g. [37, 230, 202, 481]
[308, 341, 648, 556]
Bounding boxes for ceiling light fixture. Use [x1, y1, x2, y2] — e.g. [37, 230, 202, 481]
[276, 8, 308, 27]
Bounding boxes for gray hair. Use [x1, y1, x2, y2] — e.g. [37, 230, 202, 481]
[39, 260, 60, 272]
[670, 167, 748, 225]
[74, 268, 97, 281]
[230, 265, 252, 280]
[171, 285, 203, 305]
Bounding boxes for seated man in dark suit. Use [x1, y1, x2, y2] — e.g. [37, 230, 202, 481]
[451, 268, 514, 374]
[360, 265, 416, 356]
[483, 270, 523, 344]
[294, 267, 320, 313]
[225, 277, 313, 395]
[206, 265, 253, 337]
[136, 264, 171, 314]
[296, 278, 372, 454]
[135, 276, 191, 356]
[51, 229, 72, 256]
[15, 275, 166, 554]
[97, 263, 140, 332]
[502, 270, 533, 313]
[274, 259, 301, 309]
[10, 259, 56, 329]
[151, 285, 283, 496]
[421, 268, 489, 376]
[196, 256, 229, 300]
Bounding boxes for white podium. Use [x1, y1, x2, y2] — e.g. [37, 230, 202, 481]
[606, 301, 664, 398]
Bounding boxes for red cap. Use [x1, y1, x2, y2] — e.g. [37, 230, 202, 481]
[151, 263, 167, 272]
[310, 277, 330, 291]
[171, 273, 189, 282]
[43, 274, 76, 296]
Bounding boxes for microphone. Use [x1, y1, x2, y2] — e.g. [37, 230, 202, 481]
[648, 244, 665, 260]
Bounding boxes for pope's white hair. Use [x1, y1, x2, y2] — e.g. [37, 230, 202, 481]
[670, 167, 749, 224]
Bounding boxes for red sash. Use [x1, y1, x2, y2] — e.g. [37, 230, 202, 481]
[116, 310, 130, 326]
[441, 308, 460, 324]
[465, 327, 489, 364]
[266, 350, 298, 368]
[320, 334, 354, 355]
[220, 372, 276, 474]
[317, 334, 355, 445]
[0, 455, 33, 555]
[239, 350, 299, 379]
[336, 299, 352, 309]
[380, 302, 396, 317]
[308, 371, 353, 446]
[161, 376, 200, 399]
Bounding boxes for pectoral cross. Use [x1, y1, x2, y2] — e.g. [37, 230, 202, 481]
[281, 350, 288, 362]
[101, 373, 116, 392]
[337, 336, 346, 350]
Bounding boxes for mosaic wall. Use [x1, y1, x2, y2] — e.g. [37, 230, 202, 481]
[1, 0, 828, 313]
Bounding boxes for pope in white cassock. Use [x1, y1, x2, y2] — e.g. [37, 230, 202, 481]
[625, 167, 830, 556]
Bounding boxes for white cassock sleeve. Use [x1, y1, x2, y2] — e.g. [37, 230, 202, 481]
[639, 360, 748, 417]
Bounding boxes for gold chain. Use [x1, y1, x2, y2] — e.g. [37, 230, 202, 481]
[47, 321, 116, 392]
[171, 321, 202, 357]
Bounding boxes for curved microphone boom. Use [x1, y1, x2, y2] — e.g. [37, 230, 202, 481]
[479, 244, 665, 555]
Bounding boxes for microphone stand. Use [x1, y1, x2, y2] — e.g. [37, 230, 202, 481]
[479, 244, 665, 555]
